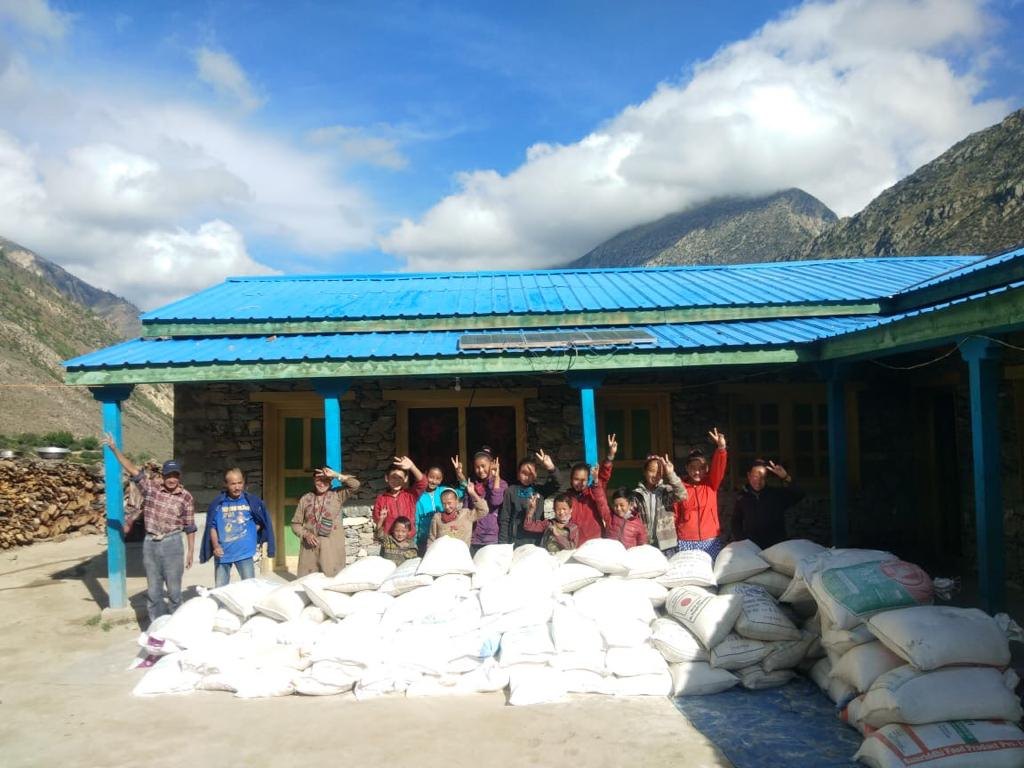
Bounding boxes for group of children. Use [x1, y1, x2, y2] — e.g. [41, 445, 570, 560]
[361, 427, 732, 566]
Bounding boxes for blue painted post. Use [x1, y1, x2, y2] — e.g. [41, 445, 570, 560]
[567, 374, 604, 473]
[960, 338, 1005, 614]
[314, 378, 349, 487]
[90, 385, 134, 610]
[825, 364, 849, 547]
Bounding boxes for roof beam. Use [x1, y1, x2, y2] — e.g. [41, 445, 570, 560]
[820, 285, 1024, 361]
[139, 302, 881, 338]
[64, 346, 809, 386]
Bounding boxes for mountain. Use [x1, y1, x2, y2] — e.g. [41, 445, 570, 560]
[568, 188, 837, 268]
[0, 237, 141, 338]
[0, 243, 172, 458]
[805, 108, 1024, 258]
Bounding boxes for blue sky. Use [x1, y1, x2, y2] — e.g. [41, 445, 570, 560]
[0, 0, 1021, 308]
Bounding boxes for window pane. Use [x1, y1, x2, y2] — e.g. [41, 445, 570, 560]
[761, 429, 779, 452]
[466, 406, 517, 483]
[284, 476, 309, 499]
[284, 417, 304, 470]
[736, 403, 755, 425]
[796, 455, 815, 476]
[604, 409, 625, 443]
[310, 418, 326, 469]
[283, 504, 299, 556]
[408, 408, 460, 487]
[760, 403, 779, 425]
[738, 429, 756, 452]
[794, 402, 813, 426]
[631, 409, 652, 461]
[795, 429, 813, 452]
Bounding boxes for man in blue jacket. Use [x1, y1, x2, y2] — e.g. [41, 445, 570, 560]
[200, 467, 275, 587]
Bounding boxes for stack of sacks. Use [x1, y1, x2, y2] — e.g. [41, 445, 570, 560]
[840, 606, 1024, 767]
[710, 540, 818, 689]
[796, 551, 936, 708]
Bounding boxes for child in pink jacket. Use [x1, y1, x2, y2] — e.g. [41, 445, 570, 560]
[606, 488, 648, 548]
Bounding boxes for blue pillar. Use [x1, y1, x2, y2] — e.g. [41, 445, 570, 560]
[823, 363, 849, 547]
[567, 374, 604, 471]
[90, 385, 134, 610]
[313, 378, 349, 486]
[960, 338, 1005, 614]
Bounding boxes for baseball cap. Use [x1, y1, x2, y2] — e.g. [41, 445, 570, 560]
[161, 460, 182, 476]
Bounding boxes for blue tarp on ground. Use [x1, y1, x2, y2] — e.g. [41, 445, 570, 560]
[672, 677, 863, 768]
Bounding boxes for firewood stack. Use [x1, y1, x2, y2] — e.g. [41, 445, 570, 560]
[0, 458, 111, 548]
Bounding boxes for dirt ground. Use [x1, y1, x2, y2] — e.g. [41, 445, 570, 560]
[0, 534, 732, 768]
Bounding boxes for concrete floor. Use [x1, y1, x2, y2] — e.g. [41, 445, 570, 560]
[0, 534, 732, 768]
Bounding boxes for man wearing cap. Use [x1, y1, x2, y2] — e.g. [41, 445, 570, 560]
[102, 434, 196, 622]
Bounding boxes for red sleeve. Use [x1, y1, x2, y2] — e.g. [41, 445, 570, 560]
[708, 448, 727, 491]
[411, 473, 428, 500]
[597, 460, 613, 488]
[522, 516, 549, 534]
[594, 485, 612, 532]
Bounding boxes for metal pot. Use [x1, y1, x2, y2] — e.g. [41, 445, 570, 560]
[35, 446, 70, 460]
[0, 449, 17, 459]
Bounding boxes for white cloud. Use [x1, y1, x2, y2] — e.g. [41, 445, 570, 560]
[382, 0, 1010, 271]
[0, 40, 377, 308]
[308, 124, 409, 170]
[0, 0, 70, 41]
[195, 47, 264, 112]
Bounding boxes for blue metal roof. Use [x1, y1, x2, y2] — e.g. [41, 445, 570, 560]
[140, 256, 984, 324]
[894, 245, 1024, 292]
[65, 316, 878, 370]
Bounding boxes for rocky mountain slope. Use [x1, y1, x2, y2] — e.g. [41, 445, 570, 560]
[0, 244, 172, 457]
[569, 188, 837, 268]
[804, 108, 1024, 258]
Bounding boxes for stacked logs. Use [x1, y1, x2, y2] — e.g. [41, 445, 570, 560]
[0, 458, 107, 548]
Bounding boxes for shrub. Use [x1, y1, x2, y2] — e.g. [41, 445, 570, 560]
[42, 431, 75, 448]
[77, 436, 100, 451]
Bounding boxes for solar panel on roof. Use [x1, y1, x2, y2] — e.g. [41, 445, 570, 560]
[458, 329, 657, 351]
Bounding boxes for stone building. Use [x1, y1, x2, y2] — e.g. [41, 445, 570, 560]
[66, 250, 1024, 612]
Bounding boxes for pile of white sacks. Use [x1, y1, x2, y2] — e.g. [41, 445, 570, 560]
[131, 535, 1024, 764]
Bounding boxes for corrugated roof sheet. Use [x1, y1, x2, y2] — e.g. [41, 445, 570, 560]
[141, 256, 983, 323]
[895, 245, 1024, 292]
[65, 316, 877, 370]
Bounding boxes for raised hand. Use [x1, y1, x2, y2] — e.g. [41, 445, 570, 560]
[393, 455, 414, 471]
[450, 455, 464, 479]
[606, 433, 618, 461]
[766, 461, 790, 481]
[535, 449, 555, 471]
[661, 453, 675, 474]
[708, 428, 727, 449]
[490, 456, 501, 483]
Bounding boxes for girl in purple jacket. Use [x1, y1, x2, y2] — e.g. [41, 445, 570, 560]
[453, 446, 507, 554]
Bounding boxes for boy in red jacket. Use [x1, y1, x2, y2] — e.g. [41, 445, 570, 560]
[373, 456, 427, 539]
[607, 488, 648, 548]
[566, 434, 617, 544]
[674, 427, 728, 560]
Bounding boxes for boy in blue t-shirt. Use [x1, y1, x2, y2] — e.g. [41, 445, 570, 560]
[208, 468, 259, 586]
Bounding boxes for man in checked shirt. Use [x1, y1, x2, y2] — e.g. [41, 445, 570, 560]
[102, 433, 197, 622]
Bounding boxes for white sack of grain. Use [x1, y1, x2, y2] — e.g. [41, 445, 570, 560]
[658, 550, 716, 589]
[379, 558, 433, 597]
[150, 596, 218, 649]
[829, 641, 905, 693]
[471, 544, 514, 589]
[572, 538, 629, 575]
[665, 587, 742, 650]
[650, 617, 709, 663]
[208, 577, 281, 618]
[809, 559, 933, 631]
[326, 556, 397, 592]
[865, 606, 1011, 670]
[418, 536, 476, 577]
[760, 539, 825, 577]
[623, 545, 669, 579]
[857, 665, 1023, 728]
[854, 720, 1024, 768]
[709, 633, 770, 671]
[730, 583, 801, 642]
[713, 540, 770, 584]
[669, 661, 739, 696]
